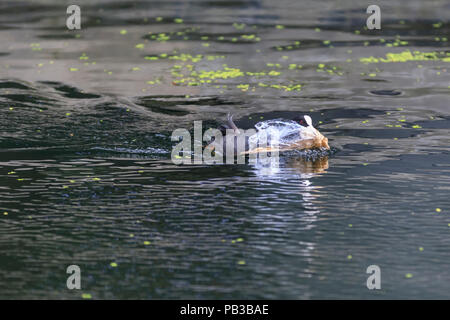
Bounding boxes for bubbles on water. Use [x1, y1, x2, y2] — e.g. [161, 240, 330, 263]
[92, 146, 169, 155]
[249, 118, 323, 151]
[250, 119, 303, 149]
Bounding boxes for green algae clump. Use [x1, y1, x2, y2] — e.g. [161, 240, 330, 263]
[360, 50, 449, 64]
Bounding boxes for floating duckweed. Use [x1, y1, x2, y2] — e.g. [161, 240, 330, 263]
[266, 63, 282, 68]
[241, 34, 256, 40]
[275, 24, 285, 29]
[360, 50, 449, 63]
[174, 18, 183, 24]
[120, 29, 128, 35]
[3, 212, 8, 216]
[92, 177, 101, 181]
[168, 53, 205, 62]
[347, 255, 352, 260]
[143, 241, 151, 245]
[146, 79, 161, 85]
[314, 27, 321, 32]
[156, 17, 163, 22]
[268, 70, 281, 76]
[323, 40, 330, 45]
[419, 247, 424, 252]
[268, 83, 302, 92]
[69, 68, 78, 72]
[237, 84, 249, 91]
[237, 260, 246, 265]
[81, 293, 92, 299]
[135, 43, 145, 49]
[412, 124, 422, 129]
[197, 67, 244, 79]
[405, 273, 413, 278]
[435, 208, 441, 212]
[232, 23, 245, 30]
[30, 43, 42, 51]
[110, 262, 118, 267]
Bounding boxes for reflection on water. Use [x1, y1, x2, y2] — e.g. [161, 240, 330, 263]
[287, 156, 329, 174]
[0, 0, 449, 299]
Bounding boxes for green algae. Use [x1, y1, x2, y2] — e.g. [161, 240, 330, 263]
[232, 23, 246, 30]
[197, 67, 244, 80]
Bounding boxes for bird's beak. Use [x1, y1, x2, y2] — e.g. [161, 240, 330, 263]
[322, 137, 330, 150]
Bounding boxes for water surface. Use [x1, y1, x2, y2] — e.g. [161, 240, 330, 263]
[0, 0, 449, 299]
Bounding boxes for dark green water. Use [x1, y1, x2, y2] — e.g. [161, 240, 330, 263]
[0, 0, 449, 299]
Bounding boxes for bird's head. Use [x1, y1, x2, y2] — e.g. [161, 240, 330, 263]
[294, 115, 313, 128]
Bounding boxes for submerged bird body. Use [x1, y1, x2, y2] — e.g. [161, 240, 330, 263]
[207, 114, 330, 155]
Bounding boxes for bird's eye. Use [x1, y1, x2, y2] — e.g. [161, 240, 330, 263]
[299, 119, 305, 124]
